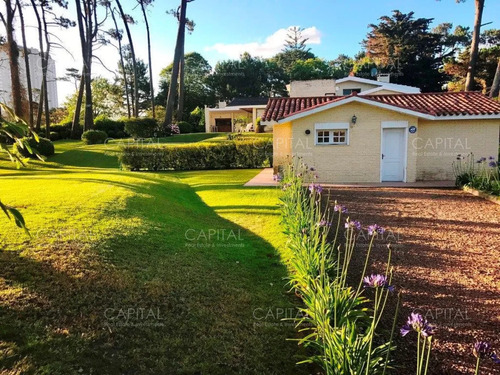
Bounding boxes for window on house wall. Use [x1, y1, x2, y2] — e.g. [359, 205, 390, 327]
[315, 124, 349, 145]
[342, 88, 361, 95]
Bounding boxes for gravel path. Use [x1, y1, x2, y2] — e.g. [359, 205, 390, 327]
[327, 187, 500, 375]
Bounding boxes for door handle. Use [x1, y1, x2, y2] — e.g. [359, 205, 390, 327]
[381, 154, 385, 159]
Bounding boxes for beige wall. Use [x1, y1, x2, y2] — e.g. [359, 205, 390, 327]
[204, 109, 250, 132]
[415, 119, 500, 180]
[366, 89, 402, 95]
[287, 79, 336, 97]
[273, 122, 293, 166]
[335, 81, 379, 95]
[279, 102, 418, 183]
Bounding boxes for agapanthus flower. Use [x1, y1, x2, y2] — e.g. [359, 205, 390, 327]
[363, 274, 394, 291]
[345, 220, 361, 230]
[334, 204, 348, 213]
[401, 313, 435, 338]
[308, 183, 323, 193]
[317, 220, 332, 227]
[477, 157, 487, 163]
[309, 167, 316, 172]
[281, 183, 291, 191]
[456, 154, 465, 161]
[473, 341, 492, 359]
[489, 161, 498, 168]
[488, 156, 496, 160]
[273, 174, 282, 182]
[367, 224, 385, 236]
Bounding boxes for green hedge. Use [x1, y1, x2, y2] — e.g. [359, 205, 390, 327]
[120, 140, 272, 171]
[82, 130, 108, 145]
[123, 117, 158, 139]
[94, 116, 127, 138]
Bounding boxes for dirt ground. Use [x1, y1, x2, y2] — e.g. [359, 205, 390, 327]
[326, 187, 500, 375]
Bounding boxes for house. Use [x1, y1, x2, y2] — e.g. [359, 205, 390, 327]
[286, 75, 420, 97]
[263, 91, 500, 183]
[0, 46, 58, 109]
[204, 97, 269, 133]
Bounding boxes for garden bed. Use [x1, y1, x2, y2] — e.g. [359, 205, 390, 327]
[326, 186, 500, 374]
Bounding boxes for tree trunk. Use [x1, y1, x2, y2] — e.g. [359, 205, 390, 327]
[41, 6, 51, 137]
[4, 0, 24, 117]
[177, 50, 185, 121]
[164, 0, 187, 126]
[116, 0, 138, 117]
[30, 0, 45, 131]
[17, 0, 33, 129]
[72, 66, 85, 137]
[465, 0, 485, 91]
[140, 2, 155, 118]
[110, 7, 131, 118]
[489, 58, 500, 98]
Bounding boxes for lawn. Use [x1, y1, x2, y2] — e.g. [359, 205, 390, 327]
[0, 136, 307, 374]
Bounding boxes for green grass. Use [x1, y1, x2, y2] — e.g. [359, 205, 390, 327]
[0, 138, 307, 374]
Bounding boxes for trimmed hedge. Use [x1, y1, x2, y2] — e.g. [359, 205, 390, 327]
[94, 116, 127, 138]
[14, 137, 55, 158]
[82, 130, 108, 144]
[120, 140, 272, 171]
[123, 117, 158, 139]
[176, 121, 192, 134]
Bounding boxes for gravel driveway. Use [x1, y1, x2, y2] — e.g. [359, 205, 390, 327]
[326, 187, 500, 375]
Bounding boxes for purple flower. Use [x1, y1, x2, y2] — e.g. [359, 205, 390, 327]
[367, 224, 385, 236]
[477, 157, 487, 163]
[401, 313, 435, 338]
[309, 167, 316, 172]
[273, 174, 282, 182]
[474, 341, 492, 359]
[317, 220, 332, 227]
[345, 220, 361, 230]
[363, 274, 394, 291]
[489, 161, 498, 168]
[308, 183, 323, 194]
[334, 204, 348, 213]
[488, 156, 495, 160]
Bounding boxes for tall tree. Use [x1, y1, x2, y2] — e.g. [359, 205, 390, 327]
[273, 26, 315, 79]
[0, 0, 24, 118]
[108, 4, 131, 117]
[74, 0, 107, 131]
[16, 0, 33, 128]
[138, 0, 154, 118]
[115, 0, 138, 117]
[164, 0, 193, 126]
[465, 0, 485, 91]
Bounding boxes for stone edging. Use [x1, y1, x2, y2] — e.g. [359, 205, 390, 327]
[463, 186, 500, 205]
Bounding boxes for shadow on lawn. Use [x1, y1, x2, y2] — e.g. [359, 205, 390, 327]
[326, 187, 500, 375]
[0, 173, 308, 375]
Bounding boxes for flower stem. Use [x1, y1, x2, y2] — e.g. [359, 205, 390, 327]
[474, 357, 481, 375]
[423, 337, 432, 375]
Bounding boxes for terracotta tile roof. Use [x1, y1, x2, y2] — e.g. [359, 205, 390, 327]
[261, 92, 500, 122]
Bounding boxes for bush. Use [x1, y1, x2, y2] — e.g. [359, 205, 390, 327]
[94, 116, 126, 138]
[49, 131, 60, 141]
[14, 137, 55, 158]
[81, 130, 108, 145]
[42, 122, 79, 140]
[120, 139, 272, 171]
[123, 117, 158, 139]
[176, 121, 192, 134]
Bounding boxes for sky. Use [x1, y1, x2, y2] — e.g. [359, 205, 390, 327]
[2, 0, 500, 106]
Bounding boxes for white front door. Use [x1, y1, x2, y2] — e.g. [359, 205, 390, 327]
[381, 128, 405, 182]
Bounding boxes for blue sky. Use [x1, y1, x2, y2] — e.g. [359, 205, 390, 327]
[5, 0, 499, 103]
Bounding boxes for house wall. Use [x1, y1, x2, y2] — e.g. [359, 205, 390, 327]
[204, 109, 250, 132]
[366, 89, 402, 95]
[287, 79, 336, 97]
[335, 81, 379, 95]
[281, 102, 418, 183]
[273, 122, 292, 166]
[415, 119, 500, 180]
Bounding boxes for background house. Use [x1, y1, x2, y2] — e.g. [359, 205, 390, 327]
[204, 97, 268, 132]
[0, 46, 58, 109]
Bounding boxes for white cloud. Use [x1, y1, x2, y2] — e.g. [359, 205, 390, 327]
[205, 26, 321, 59]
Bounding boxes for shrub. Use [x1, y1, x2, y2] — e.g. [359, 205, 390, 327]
[176, 121, 192, 134]
[81, 130, 108, 145]
[120, 139, 272, 171]
[123, 117, 158, 139]
[43, 122, 79, 140]
[49, 131, 60, 141]
[14, 137, 55, 158]
[94, 116, 126, 138]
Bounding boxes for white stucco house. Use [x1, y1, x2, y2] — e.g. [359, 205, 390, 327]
[0, 46, 58, 109]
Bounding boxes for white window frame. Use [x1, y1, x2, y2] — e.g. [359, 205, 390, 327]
[314, 123, 350, 146]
